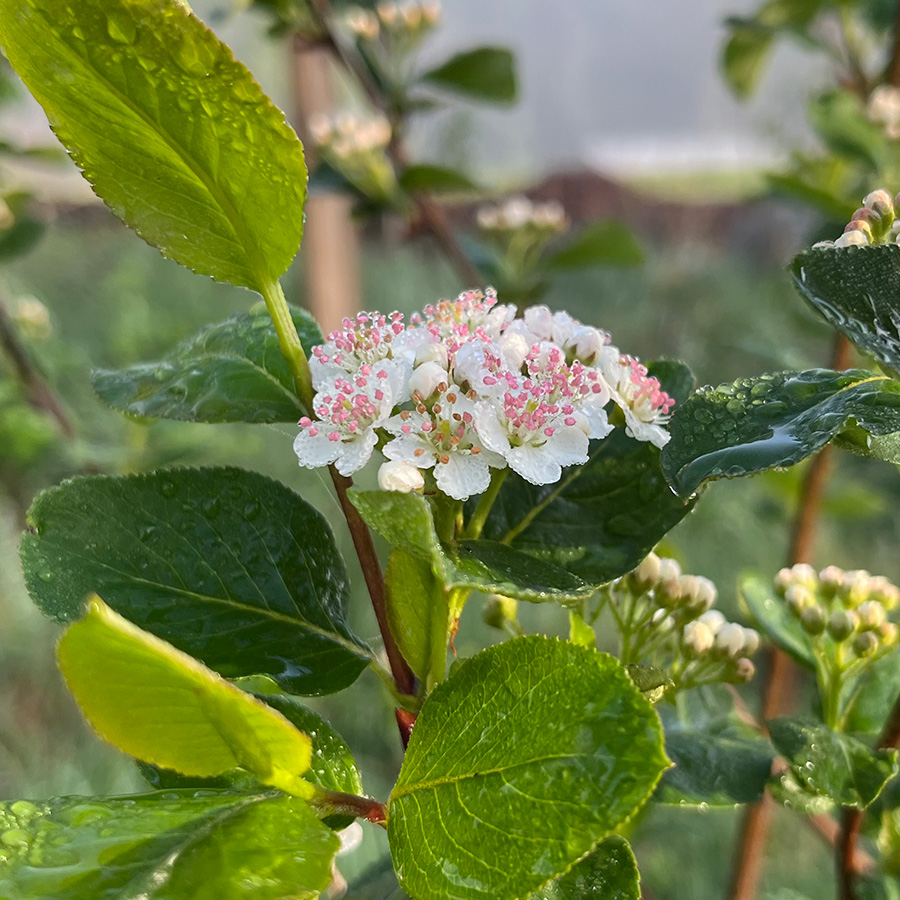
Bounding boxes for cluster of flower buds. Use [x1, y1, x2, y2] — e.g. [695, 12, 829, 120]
[812, 189, 899, 249]
[775, 563, 900, 663]
[476, 196, 569, 236]
[293, 289, 674, 500]
[345, 2, 441, 48]
[308, 113, 397, 202]
[606, 553, 759, 691]
[868, 86, 900, 140]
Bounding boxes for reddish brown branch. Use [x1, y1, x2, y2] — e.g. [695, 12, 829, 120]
[0, 297, 74, 438]
[728, 335, 853, 900]
[888, 0, 900, 87]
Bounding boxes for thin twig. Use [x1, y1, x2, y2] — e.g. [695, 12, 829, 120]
[887, 0, 900, 87]
[308, 0, 483, 287]
[728, 334, 853, 900]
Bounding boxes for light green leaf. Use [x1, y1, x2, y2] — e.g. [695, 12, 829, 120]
[721, 20, 774, 99]
[92, 306, 321, 423]
[808, 90, 885, 169]
[544, 220, 644, 270]
[398, 164, 480, 194]
[385, 549, 449, 686]
[769, 716, 899, 810]
[58, 597, 314, 796]
[528, 837, 640, 900]
[660, 369, 900, 498]
[739, 573, 815, 667]
[349, 489, 593, 602]
[0, 791, 338, 900]
[791, 245, 900, 378]
[388, 636, 668, 900]
[479, 361, 697, 584]
[420, 46, 517, 104]
[21, 467, 370, 695]
[0, 0, 307, 290]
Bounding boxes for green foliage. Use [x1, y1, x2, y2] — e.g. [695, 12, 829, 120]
[0, 791, 339, 900]
[21, 467, 370, 694]
[420, 46, 517, 103]
[740, 573, 816, 666]
[528, 837, 640, 900]
[544, 221, 645, 270]
[398, 164, 480, 194]
[92, 306, 322, 423]
[0, 0, 307, 291]
[769, 716, 899, 810]
[388, 636, 668, 900]
[58, 597, 316, 797]
[661, 369, 900, 497]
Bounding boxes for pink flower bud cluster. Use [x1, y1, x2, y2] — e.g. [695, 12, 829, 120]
[294, 288, 675, 499]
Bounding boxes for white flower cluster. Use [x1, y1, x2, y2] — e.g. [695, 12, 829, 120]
[868, 85, 900, 140]
[812, 189, 898, 249]
[610, 553, 759, 689]
[345, 2, 441, 43]
[775, 564, 900, 661]
[476, 196, 569, 236]
[293, 289, 675, 500]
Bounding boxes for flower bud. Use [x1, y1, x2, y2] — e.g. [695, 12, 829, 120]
[377, 460, 424, 493]
[835, 230, 870, 247]
[409, 361, 448, 399]
[853, 631, 879, 657]
[800, 604, 827, 636]
[698, 610, 726, 635]
[773, 567, 794, 596]
[827, 609, 858, 642]
[483, 594, 518, 630]
[858, 600, 887, 630]
[741, 627, 760, 657]
[682, 620, 714, 656]
[863, 190, 894, 227]
[790, 564, 819, 589]
[844, 219, 873, 241]
[498, 331, 531, 371]
[571, 326, 607, 364]
[415, 341, 449, 369]
[734, 658, 756, 683]
[656, 577, 684, 608]
[632, 552, 661, 591]
[881, 622, 899, 645]
[657, 557, 682, 583]
[715, 623, 746, 658]
[785, 585, 815, 616]
[819, 565, 844, 600]
[842, 570, 871, 608]
[687, 576, 717, 613]
[870, 577, 900, 611]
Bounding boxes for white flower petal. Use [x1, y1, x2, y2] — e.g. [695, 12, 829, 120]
[507, 444, 562, 486]
[543, 424, 590, 468]
[435, 452, 492, 500]
[473, 401, 512, 455]
[383, 434, 436, 468]
[293, 429, 340, 469]
[334, 430, 378, 476]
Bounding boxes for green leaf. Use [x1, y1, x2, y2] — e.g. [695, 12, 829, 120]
[0, 215, 44, 262]
[721, 21, 774, 99]
[739, 573, 815, 667]
[626, 665, 674, 704]
[21, 467, 370, 695]
[474, 361, 694, 584]
[835, 423, 900, 466]
[769, 716, 899, 810]
[59, 597, 315, 795]
[808, 90, 884, 169]
[528, 836, 640, 900]
[656, 719, 774, 806]
[398, 163, 479, 194]
[0, 791, 338, 900]
[791, 245, 900, 378]
[0, 0, 307, 290]
[660, 369, 900, 498]
[545, 220, 644, 270]
[385, 549, 449, 686]
[387, 636, 669, 900]
[92, 306, 321, 423]
[349, 489, 594, 602]
[420, 46, 517, 104]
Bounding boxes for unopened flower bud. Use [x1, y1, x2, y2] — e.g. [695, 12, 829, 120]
[842, 570, 871, 608]
[698, 610, 726, 635]
[741, 627, 760, 657]
[683, 620, 714, 656]
[632, 552, 661, 591]
[800, 604, 827, 636]
[858, 600, 887, 630]
[409, 361, 448, 399]
[689, 576, 717, 613]
[774, 567, 794, 596]
[657, 577, 684, 608]
[715, 623, 746, 658]
[785, 585, 815, 616]
[844, 219, 874, 241]
[863, 190, 894, 227]
[483, 594, 517, 630]
[870, 577, 900, 611]
[791, 564, 819, 589]
[881, 622, 899, 645]
[835, 230, 870, 247]
[735, 658, 756, 682]
[571, 326, 606, 364]
[657, 557, 681, 583]
[828, 609, 858, 642]
[415, 341, 449, 369]
[498, 331, 530, 370]
[819, 565, 844, 600]
[377, 460, 424, 493]
[853, 630, 879, 657]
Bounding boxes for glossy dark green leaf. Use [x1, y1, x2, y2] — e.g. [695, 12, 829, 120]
[769, 716, 898, 810]
[398, 164, 479, 194]
[528, 837, 640, 900]
[350, 489, 594, 602]
[388, 636, 669, 900]
[21, 467, 370, 694]
[626, 665, 674, 704]
[739, 573, 815, 667]
[92, 306, 321, 423]
[385, 549, 449, 686]
[656, 720, 774, 806]
[0, 791, 338, 900]
[545, 220, 644, 270]
[420, 46, 517, 104]
[0, 0, 307, 290]
[791, 245, 900, 377]
[479, 361, 697, 584]
[660, 369, 900, 498]
[834, 423, 900, 466]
